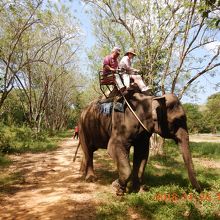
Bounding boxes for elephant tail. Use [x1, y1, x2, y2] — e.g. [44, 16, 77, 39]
[78, 112, 91, 167]
[73, 140, 81, 162]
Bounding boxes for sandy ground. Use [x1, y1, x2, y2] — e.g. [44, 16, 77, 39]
[0, 135, 219, 220]
[189, 134, 220, 143]
[0, 138, 113, 220]
[189, 134, 220, 169]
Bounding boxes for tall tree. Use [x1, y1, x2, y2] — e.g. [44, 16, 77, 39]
[0, 0, 44, 108]
[0, 0, 84, 131]
[84, 0, 220, 99]
[204, 92, 220, 133]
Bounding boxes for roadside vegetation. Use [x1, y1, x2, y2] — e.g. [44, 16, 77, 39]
[0, 125, 72, 166]
[95, 140, 220, 220]
[0, 0, 219, 219]
[0, 127, 72, 192]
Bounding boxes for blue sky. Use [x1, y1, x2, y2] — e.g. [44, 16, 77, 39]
[67, 0, 220, 104]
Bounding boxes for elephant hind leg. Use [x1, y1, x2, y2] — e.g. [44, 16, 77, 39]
[79, 155, 86, 173]
[84, 149, 97, 182]
[79, 130, 97, 182]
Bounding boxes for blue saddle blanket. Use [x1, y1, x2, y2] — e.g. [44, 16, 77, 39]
[99, 101, 125, 115]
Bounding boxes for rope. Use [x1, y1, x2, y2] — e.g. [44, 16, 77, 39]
[122, 94, 150, 133]
[117, 87, 150, 133]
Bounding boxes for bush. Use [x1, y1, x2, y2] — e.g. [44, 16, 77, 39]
[0, 124, 56, 154]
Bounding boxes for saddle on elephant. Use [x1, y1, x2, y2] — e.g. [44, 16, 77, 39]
[99, 68, 153, 101]
[99, 69, 124, 98]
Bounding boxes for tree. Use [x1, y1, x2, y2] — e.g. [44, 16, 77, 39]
[83, 0, 220, 100]
[183, 103, 207, 133]
[204, 92, 220, 133]
[0, 0, 84, 132]
[0, 0, 44, 109]
[199, 0, 220, 27]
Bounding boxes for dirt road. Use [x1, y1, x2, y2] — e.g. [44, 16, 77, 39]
[189, 134, 220, 143]
[0, 135, 219, 220]
[0, 138, 113, 220]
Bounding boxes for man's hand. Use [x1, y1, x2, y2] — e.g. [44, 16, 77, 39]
[134, 69, 140, 73]
[110, 68, 116, 72]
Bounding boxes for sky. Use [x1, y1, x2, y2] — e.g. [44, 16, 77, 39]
[64, 0, 220, 105]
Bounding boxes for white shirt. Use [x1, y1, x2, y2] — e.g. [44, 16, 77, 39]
[119, 55, 138, 73]
[119, 56, 131, 70]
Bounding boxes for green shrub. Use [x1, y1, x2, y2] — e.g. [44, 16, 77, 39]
[0, 124, 58, 154]
[0, 154, 11, 167]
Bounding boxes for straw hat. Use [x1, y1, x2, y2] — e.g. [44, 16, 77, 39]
[125, 48, 137, 56]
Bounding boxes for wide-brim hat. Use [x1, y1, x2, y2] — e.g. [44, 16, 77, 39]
[125, 48, 137, 56]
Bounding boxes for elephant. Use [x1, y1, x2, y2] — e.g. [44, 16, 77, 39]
[79, 92, 201, 195]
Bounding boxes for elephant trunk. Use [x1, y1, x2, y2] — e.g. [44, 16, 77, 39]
[176, 128, 201, 192]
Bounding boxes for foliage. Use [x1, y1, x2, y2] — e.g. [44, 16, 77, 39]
[183, 92, 220, 133]
[0, 124, 58, 154]
[84, 0, 220, 100]
[0, 90, 26, 125]
[203, 92, 220, 133]
[183, 103, 207, 133]
[199, 0, 220, 27]
[95, 140, 220, 219]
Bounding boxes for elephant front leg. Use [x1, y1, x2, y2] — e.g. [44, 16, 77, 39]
[132, 140, 150, 192]
[114, 153, 131, 196]
[108, 140, 131, 196]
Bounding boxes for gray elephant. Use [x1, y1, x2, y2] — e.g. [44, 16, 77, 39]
[79, 92, 201, 195]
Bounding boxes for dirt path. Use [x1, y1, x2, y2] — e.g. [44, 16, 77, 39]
[0, 138, 113, 220]
[189, 134, 220, 143]
[0, 136, 219, 220]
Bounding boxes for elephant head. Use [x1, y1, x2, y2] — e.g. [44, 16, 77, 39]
[152, 94, 201, 192]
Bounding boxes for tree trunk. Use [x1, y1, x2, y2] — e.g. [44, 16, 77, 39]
[150, 134, 165, 155]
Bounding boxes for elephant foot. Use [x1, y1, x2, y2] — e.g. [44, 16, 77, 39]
[130, 179, 141, 193]
[112, 179, 126, 196]
[131, 184, 140, 193]
[85, 174, 97, 182]
[140, 185, 150, 192]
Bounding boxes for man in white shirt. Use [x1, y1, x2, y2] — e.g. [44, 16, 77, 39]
[119, 48, 151, 94]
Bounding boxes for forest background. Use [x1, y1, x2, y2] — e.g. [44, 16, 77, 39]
[0, 0, 220, 154]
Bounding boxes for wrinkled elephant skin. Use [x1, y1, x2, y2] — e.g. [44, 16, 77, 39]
[79, 93, 201, 195]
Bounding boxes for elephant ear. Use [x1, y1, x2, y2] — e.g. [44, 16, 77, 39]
[152, 97, 167, 131]
[152, 97, 166, 120]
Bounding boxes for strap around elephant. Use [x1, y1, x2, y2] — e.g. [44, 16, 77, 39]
[119, 90, 150, 133]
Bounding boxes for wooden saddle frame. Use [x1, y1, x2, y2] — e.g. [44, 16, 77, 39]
[99, 70, 119, 98]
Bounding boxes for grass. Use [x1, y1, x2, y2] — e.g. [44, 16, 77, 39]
[189, 142, 220, 159]
[0, 172, 24, 187]
[0, 125, 73, 156]
[0, 129, 219, 219]
[0, 154, 11, 167]
[0, 126, 73, 195]
[0, 124, 73, 168]
[95, 140, 220, 220]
